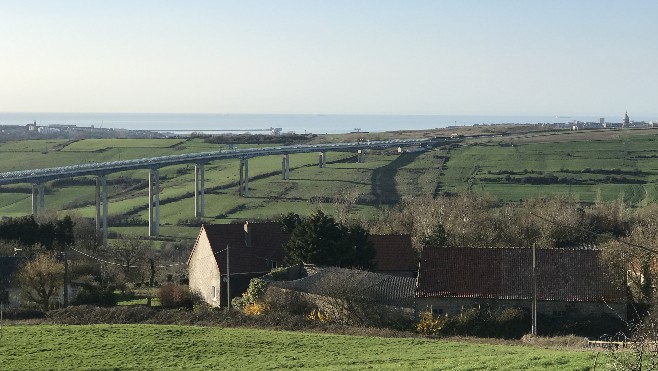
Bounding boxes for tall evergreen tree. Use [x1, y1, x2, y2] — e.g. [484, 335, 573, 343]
[283, 210, 375, 269]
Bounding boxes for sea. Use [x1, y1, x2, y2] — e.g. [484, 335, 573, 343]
[0, 112, 652, 134]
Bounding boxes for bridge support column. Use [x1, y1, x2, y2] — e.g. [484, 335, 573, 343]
[149, 169, 160, 237]
[319, 152, 327, 168]
[282, 154, 290, 180]
[31, 184, 39, 216]
[239, 158, 249, 196]
[195, 163, 205, 218]
[357, 150, 365, 163]
[32, 183, 45, 216]
[95, 176, 108, 243]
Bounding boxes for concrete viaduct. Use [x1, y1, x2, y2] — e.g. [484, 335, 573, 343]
[0, 138, 441, 239]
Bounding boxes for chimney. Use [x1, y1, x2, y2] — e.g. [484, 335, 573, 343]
[244, 221, 252, 247]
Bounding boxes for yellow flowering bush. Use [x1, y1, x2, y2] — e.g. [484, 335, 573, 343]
[307, 308, 329, 323]
[416, 310, 448, 336]
[243, 301, 269, 316]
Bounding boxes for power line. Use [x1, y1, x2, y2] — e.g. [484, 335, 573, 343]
[70, 246, 188, 269]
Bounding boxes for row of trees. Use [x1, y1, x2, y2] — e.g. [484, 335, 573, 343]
[1, 213, 190, 310]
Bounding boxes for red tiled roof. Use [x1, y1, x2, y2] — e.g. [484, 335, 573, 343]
[202, 223, 288, 274]
[370, 234, 417, 272]
[195, 223, 416, 274]
[417, 247, 626, 303]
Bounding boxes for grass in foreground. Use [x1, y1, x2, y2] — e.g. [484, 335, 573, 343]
[0, 324, 599, 370]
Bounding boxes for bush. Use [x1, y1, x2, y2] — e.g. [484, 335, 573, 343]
[232, 278, 267, 309]
[72, 286, 117, 307]
[264, 288, 313, 316]
[442, 306, 530, 339]
[416, 310, 448, 336]
[158, 284, 196, 308]
[243, 302, 269, 316]
[0, 307, 46, 320]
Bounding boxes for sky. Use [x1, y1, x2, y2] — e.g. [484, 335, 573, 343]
[0, 1, 656, 116]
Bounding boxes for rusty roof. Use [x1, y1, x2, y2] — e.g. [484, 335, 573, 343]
[370, 234, 417, 272]
[192, 222, 417, 274]
[200, 222, 288, 274]
[417, 247, 626, 303]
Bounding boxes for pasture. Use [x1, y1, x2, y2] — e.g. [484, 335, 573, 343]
[441, 129, 658, 204]
[0, 325, 598, 370]
[2, 129, 658, 239]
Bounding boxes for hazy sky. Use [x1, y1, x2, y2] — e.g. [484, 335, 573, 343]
[1, 1, 656, 116]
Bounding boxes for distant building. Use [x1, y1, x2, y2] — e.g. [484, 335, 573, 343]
[416, 247, 627, 319]
[624, 111, 630, 127]
[600, 118, 606, 128]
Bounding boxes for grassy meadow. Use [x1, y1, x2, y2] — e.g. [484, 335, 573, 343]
[440, 128, 658, 204]
[0, 324, 599, 370]
[3, 129, 658, 240]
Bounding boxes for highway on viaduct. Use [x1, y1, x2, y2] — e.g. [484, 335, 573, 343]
[0, 138, 444, 238]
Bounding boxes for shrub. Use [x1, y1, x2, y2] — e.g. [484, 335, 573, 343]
[158, 283, 196, 308]
[232, 278, 267, 309]
[416, 310, 448, 336]
[268, 266, 289, 281]
[243, 302, 269, 316]
[0, 307, 46, 320]
[72, 286, 117, 307]
[307, 308, 329, 323]
[264, 288, 313, 316]
[441, 305, 530, 339]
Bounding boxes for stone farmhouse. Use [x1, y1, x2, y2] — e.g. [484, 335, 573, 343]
[416, 247, 627, 319]
[187, 222, 417, 307]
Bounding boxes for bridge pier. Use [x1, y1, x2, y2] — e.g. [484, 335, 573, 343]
[31, 183, 45, 216]
[95, 176, 108, 243]
[357, 150, 365, 163]
[282, 154, 290, 180]
[239, 158, 249, 197]
[149, 169, 160, 237]
[319, 152, 327, 168]
[195, 163, 205, 217]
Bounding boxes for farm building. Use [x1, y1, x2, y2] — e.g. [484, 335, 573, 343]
[188, 222, 287, 307]
[188, 222, 417, 307]
[268, 265, 417, 324]
[416, 247, 627, 319]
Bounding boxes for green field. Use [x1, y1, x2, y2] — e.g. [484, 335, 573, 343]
[440, 129, 658, 204]
[0, 137, 443, 240]
[0, 325, 598, 370]
[3, 129, 658, 240]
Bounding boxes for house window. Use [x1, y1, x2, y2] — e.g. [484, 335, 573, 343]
[270, 260, 278, 269]
[431, 308, 443, 316]
[211, 286, 216, 301]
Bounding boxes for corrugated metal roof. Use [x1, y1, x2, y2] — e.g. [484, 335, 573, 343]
[270, 267, 416, 308]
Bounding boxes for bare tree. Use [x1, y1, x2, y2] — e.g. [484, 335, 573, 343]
[17, 253, 64, 311]
[105, 236, 150, 280]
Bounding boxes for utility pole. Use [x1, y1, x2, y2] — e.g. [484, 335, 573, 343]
[226, 244, 231, 310]
[531, 243, 537, 336]
[63, 246, 69, 308]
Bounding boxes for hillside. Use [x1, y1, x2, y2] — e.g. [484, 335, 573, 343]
[1, 127, 657, 241]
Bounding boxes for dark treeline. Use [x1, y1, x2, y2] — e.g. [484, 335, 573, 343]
[200, 133, 317, 145]
[0, 215, 74, 251]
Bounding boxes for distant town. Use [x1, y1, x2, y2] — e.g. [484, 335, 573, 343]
[1, 112, 657, 141]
